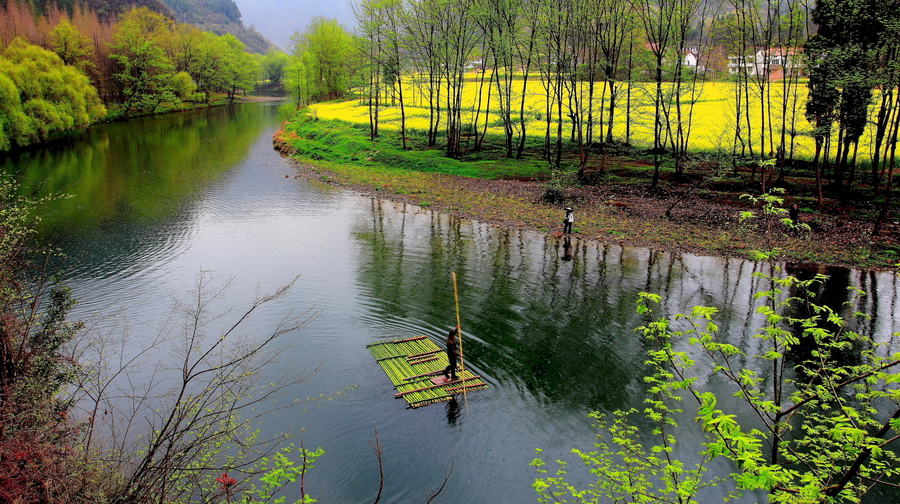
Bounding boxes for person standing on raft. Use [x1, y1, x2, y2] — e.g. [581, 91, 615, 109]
[443, 326, 460, 381]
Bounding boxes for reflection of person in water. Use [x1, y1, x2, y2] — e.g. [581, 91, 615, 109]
[562, 236, 573, 261]
[445, 397, 460, 425]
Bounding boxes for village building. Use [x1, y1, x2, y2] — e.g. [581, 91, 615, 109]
[727, 48, 803, 80]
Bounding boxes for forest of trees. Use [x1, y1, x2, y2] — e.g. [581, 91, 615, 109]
[0, 0, 264, 151]
[276, 0, 898, 212]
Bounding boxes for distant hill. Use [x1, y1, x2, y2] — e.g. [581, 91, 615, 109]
[158, 0, 273, 53]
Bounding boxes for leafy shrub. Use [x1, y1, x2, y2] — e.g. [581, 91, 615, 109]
[540, 170, 577, 204]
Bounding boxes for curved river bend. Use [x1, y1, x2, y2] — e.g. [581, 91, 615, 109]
[4, 102, 900, 503]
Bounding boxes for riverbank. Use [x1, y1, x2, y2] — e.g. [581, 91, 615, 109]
[100, 95, 282, 123]
[274, 117, 900, 272]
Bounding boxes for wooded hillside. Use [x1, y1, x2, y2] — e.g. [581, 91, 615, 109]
[6, 0, 173, 19]
[5, 0, 273, 53]
[158, 0, 272, 53]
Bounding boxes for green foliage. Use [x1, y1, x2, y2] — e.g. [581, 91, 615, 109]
[535, 273, 900, 502]
[165, 25, 260, 105]
[171, 70, 196, 99]
[218, 33, 260, 99]
[259, 48, 290, 87]
[532, 406, 724, 504]
[111, 7, 179, 113]
[533, 198, 900, 503]
[738, 188, 810, 261]
[287, 18, 353, 104]
[49, 19, 95, 72]
[0, 38, 105, 151]
[246, 444, 324, 504]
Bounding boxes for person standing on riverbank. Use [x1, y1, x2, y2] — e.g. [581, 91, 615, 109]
[563, 207, 574, 234]
[443, 326, 459, 381]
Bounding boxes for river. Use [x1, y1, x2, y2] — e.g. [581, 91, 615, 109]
[3, 101, 900, 503]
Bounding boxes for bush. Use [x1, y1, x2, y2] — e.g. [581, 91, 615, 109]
[540, 169, 577, 204]
[172, 71, 197, 100]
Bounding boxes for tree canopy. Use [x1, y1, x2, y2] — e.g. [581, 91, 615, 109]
[286, 17, 354, 105]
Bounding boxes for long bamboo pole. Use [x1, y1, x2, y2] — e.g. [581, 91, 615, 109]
[451, 272, 467, 407]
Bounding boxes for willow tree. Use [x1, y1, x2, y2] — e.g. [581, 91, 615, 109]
[596, 0, 635, 148]
[772, 0, 813, 182]
[353, 0, 385, 139]
[0, 37, 105, 151]
[403, 0, 443, 147]
[533, 0, 574, 168]
[664, 0, 711, 180]
[434, 0, 481, 157]
[566, 0, 600, 172]
[353, 0, 409, 146]
[379, 0, 409, 149]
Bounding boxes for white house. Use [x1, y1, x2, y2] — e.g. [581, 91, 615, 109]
[727, 48, 802, 79]
[684, 51, 698, 68]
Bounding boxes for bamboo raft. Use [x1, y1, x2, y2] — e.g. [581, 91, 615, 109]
[367, 336, 488, 408]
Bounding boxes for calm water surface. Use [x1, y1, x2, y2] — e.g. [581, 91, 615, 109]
[4, 102, 900, 503]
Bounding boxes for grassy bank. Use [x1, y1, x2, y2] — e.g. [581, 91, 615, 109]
[275, 108, 900, 271]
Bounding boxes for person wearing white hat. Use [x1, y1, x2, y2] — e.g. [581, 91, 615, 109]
[563, 207, 574, 234]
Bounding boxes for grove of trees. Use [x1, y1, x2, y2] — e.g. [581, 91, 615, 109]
[287, 0, 899, 214]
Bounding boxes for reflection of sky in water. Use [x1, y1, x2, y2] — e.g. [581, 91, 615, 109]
[19, 102, 900, 503]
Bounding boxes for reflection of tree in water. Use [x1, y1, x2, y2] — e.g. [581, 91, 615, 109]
[5, 103, 283, 279]
[352, 199, 900, 414]
[4, 102, 275, 231]
[781, 264, 896, 374]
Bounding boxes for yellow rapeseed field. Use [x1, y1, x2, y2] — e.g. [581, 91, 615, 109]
[311, 75, 886, 161]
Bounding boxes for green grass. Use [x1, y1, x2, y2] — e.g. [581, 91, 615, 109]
[281, 114, 550, 180]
